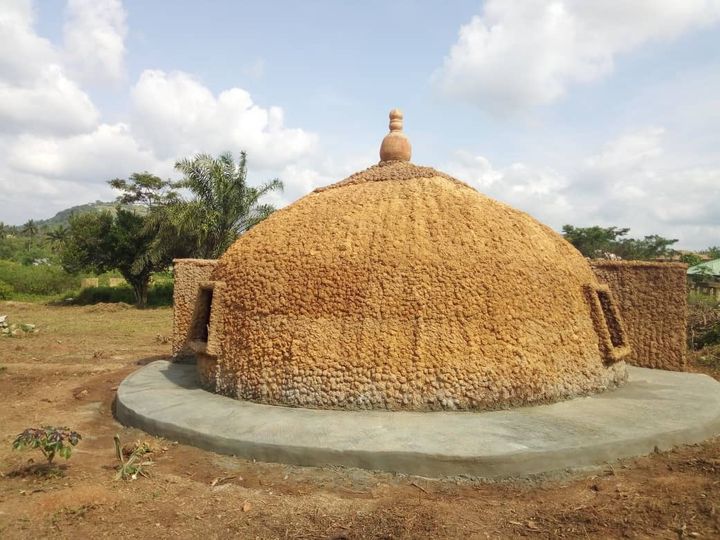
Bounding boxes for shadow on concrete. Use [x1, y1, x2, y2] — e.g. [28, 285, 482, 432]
[158, 362, 200, 390]
[136, 355, 171, 366]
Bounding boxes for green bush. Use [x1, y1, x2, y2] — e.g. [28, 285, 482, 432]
[0, 279, 13, 300]
[148, 281, 173, 306]
[0, 260, 79, 295]
[13, 426, 82, 465]
[688, 291, 720, 350]
[64, 281, 174, 307]
[69, 285, 136, 305]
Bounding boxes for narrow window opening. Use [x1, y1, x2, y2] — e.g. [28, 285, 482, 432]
[584, 283, 630, 365]
[191, 288, 214, 343]
[597, 289, 624, 348]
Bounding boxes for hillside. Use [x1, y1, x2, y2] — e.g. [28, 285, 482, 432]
[36, 201, 148, 228]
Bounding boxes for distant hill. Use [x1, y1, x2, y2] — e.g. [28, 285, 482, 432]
[36, 201, 148, 229]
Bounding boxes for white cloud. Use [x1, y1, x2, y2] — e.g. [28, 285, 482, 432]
[0, 64, 99, 135]
[447, 129, 720, 249]
[0, 1, 100, 136]
[130, 70, 318, 169]
[435, 0, 720, 112]
[63, 0, 127, 83]
[445, 150, 572, 225]
[0, 0, 56, 84]
[6, 123, 166, 182]
[0, 1, 324, 223]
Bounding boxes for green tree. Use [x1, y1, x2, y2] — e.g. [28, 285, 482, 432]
[109, 172, 195, 267]
[22, 219, 38, 238]
[46, 225, 68, 249]
[562, 225, 678, 260]
[612, 234, 678, 260]
[165, 151, 283, 258]
[561, 225, 629, 258]
[680, 252, 704, 267]
[703, 246, 720, 260]
[61, 209, 165, 307]
[109, 172, 178, 207]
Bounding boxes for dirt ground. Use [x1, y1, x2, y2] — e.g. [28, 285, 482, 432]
[0, 302, 719, 539]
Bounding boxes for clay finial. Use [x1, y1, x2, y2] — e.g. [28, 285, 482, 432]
[380, 109, 411, 162]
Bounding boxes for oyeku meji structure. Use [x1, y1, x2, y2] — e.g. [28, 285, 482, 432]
[116, 110, 720, 478]
[180, 109, 631, 411]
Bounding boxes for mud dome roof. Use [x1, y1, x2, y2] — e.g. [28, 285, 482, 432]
[208, 110, 629, 410]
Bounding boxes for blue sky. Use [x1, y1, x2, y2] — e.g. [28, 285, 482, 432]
[2, 0, 720, 249]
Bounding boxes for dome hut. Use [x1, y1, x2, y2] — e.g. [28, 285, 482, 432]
[186, 110, 630, 411]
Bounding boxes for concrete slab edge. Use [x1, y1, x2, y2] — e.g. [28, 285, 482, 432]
[114, 363, 720, 479]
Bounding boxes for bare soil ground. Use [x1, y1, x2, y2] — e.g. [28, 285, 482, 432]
[0, 301, 719, 539]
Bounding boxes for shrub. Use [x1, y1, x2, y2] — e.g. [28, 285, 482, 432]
[70, 285, 136, 305]
[0, 260, 79, 295]
[12, 426, 82, 465]
[64, 281, 174, 307]
[688, 292, 720, 350]
[148, 281, 173, 306]
[0, 279, 13, 300]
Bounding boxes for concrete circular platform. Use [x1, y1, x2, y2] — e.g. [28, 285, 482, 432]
[115, 361, 720, 478]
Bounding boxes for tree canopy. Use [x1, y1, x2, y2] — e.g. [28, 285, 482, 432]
[561, 225, 678, 260]
[61, 209, 164, 306]
[168, 151, 283, 258]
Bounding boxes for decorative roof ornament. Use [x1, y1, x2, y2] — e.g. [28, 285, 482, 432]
[379, 108, 411, 163]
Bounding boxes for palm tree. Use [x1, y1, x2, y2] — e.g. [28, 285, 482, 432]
[46, 225, 68, 250]
[165, 151, 283, 258]
[22, 219, 38, 238]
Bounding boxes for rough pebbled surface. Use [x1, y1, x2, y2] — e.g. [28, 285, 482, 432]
[205, 161, 627, 410]
[172, 259, 217, 357]
[591, 261, 688, 371]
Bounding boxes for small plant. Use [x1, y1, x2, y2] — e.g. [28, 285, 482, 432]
[0, 279, 13, 300]
[113, 434, 153, 480]
[12, 426, 81, 465]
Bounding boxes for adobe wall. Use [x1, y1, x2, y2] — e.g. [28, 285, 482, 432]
[172, 258, 218, 358]
[591, 261, 688, 371]
[209, 166, 629, 411]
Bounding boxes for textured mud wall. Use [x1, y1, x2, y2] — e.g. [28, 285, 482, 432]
[208, 161, 628, 411]
[172, 259, 217, 357]
[591, 261, 687, 371]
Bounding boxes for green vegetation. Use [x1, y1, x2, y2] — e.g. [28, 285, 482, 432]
[561, 225, 678, 260]
[688, 292, 720, 350]
[12, 426, 82, 466]
[0, 260, 79, 296]
[61, 209, 166, 307]
[167, 151, 283, 258]
[64, 281, 173, 307]
[57, 152, 283, 307]
[0, 280, 12, 300]
[114, 434, 153, 480]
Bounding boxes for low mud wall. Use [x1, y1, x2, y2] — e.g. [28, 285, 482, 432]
[172, 259, 217, 358]
[591, 261, 687, 371]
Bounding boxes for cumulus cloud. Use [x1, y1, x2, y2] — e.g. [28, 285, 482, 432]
[130, 70, 317, 168]
[63, 0, 127, 83]
[446, 128, 720, 249]
[0, 0, 56, 84]
[445, 150, 572, 225]
[0, 1, 100, 136]
[0, 65, 99, 135]
[0, 2, 323, 223]
[6, 123, 165, 182]
[434, 0, 720, 112]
